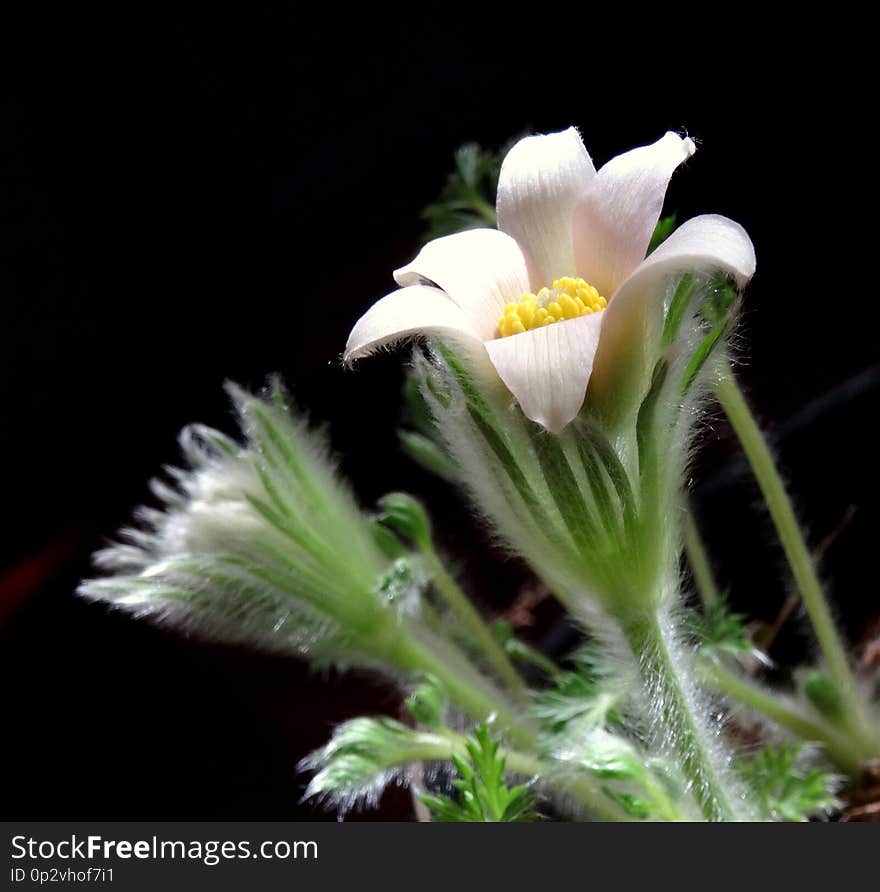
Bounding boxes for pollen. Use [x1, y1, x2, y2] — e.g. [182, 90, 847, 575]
[497, 277, 607, 338]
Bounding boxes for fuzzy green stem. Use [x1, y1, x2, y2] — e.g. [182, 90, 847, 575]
[714, 373, 879, 752]
[700, 659, 866, 776]
[420, 544, 530, 704]
[682, 509, 721, 609]
[389, 636, 536, 752]
[623, 613, 738, 821]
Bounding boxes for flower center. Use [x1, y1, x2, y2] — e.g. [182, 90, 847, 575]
[496, 277, 607, 338]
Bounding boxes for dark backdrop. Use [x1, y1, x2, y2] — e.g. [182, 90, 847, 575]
[2, 8, 877, 818]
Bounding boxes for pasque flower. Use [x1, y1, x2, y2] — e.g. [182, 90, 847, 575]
[345, 128, 755, 433]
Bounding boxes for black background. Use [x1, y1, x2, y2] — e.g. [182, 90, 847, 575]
[2, 8, 877, 819]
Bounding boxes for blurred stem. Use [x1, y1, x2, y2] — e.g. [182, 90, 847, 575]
[503, 636, 564, 681]
[390, 635, 535, 752]
[623, 612, 738, 821]
[714, 373, 879, 750]
[700, 658, 866, 776]
[467, 190, 497, 226]
[420, 543, 530, 704]
[682, 508, 721, 609]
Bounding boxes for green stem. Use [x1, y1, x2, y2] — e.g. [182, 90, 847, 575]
[714, 373, 879, 751]
[682, 508, 721, 609]
[700, 659, 866, 776]
[623, 613, 738, 821]
[504, 637, 564, 681]
[467, 190, 497, 227]
[390, 636, 536, 752]
[421, 543, 530, 704]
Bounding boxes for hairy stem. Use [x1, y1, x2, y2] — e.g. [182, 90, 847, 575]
[623, 612, 740, 821]
[682, 508, 721, 609]
[700, 659, 868, 776]
[390, 636, 536, 752]
[420, 543, 530, 704]
[714, 373, 879, 753]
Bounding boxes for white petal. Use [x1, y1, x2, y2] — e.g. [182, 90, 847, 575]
[573, 132, 696, 296]
[484, 312, 605, 434]
[496, 127, 596, 288]
[344, 285, 480, 363]
[590, 214, 756, 392]
[393, 229, 530, 340]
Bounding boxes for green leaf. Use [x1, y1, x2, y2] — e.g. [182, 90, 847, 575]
[420, 723, 538, 822]
[528, 423, 600, 556]
[420, 143, 502, 242]
[680, 317, 730, 395]
[376, 492, 433, 550]
[402, 371, 439, 436]
[375, 557, 423, 610]
[397, 430, 459, 482]
[574, 420, 639, 538]
[601, 788, 655, 820]
[406, 675, 447, 729]
[303, 717, 455, 808]
[647, 214, 677, 254]
[700, 273, 738, 324]
[432, 341, 552, 530]
[635, 358, 669, 511]
[661, 272, 698, 348]
[533, 657, 620, 734]
[579, 732, 648, 782]
[369, 519, 408, 560]
[738, 744, 839, 821]
[691, 602, 751, 659]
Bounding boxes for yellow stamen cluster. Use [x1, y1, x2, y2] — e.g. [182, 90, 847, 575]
[497, 277, 607, 338]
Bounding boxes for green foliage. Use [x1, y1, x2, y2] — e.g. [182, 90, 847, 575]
[738, 744, 839, 821]
[531, 655, 688, 820]
[369, 518, 408, 560]
[376, 492, 433, 550]
[803, 672, 845, 722]
[398, 430, 459, 482]
[303, 717, 449, 805]
[375, 556, 423, 610]
[398, 370, 459, 482]
[690, 601, 751, 659]
[700, 273, 738, 324]
[533, 658, 620, 735]
[406, 675, 447, 729]
[577, 730, 685, 822]
[421, 143, 503, 242]
[79, 380, 408, 666]
[661, 272, 698, 348]
[647, 214, 677, 254]
[680, 318, 731, 395]
[491, 620, 561, 679]
[420, 724, 538, 822]
[678, 273, 740, 395]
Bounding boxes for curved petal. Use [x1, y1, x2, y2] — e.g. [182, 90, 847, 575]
[484, 312, 605, 434]
[573, 132, 696, 296]
[345, 285, 480, 363]
[589, 214, 756, 402]
[496, 127, 596, 288]
[393, 229, 530, 340]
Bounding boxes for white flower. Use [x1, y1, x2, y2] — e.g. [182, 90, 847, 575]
[345, 128, 756, 433]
